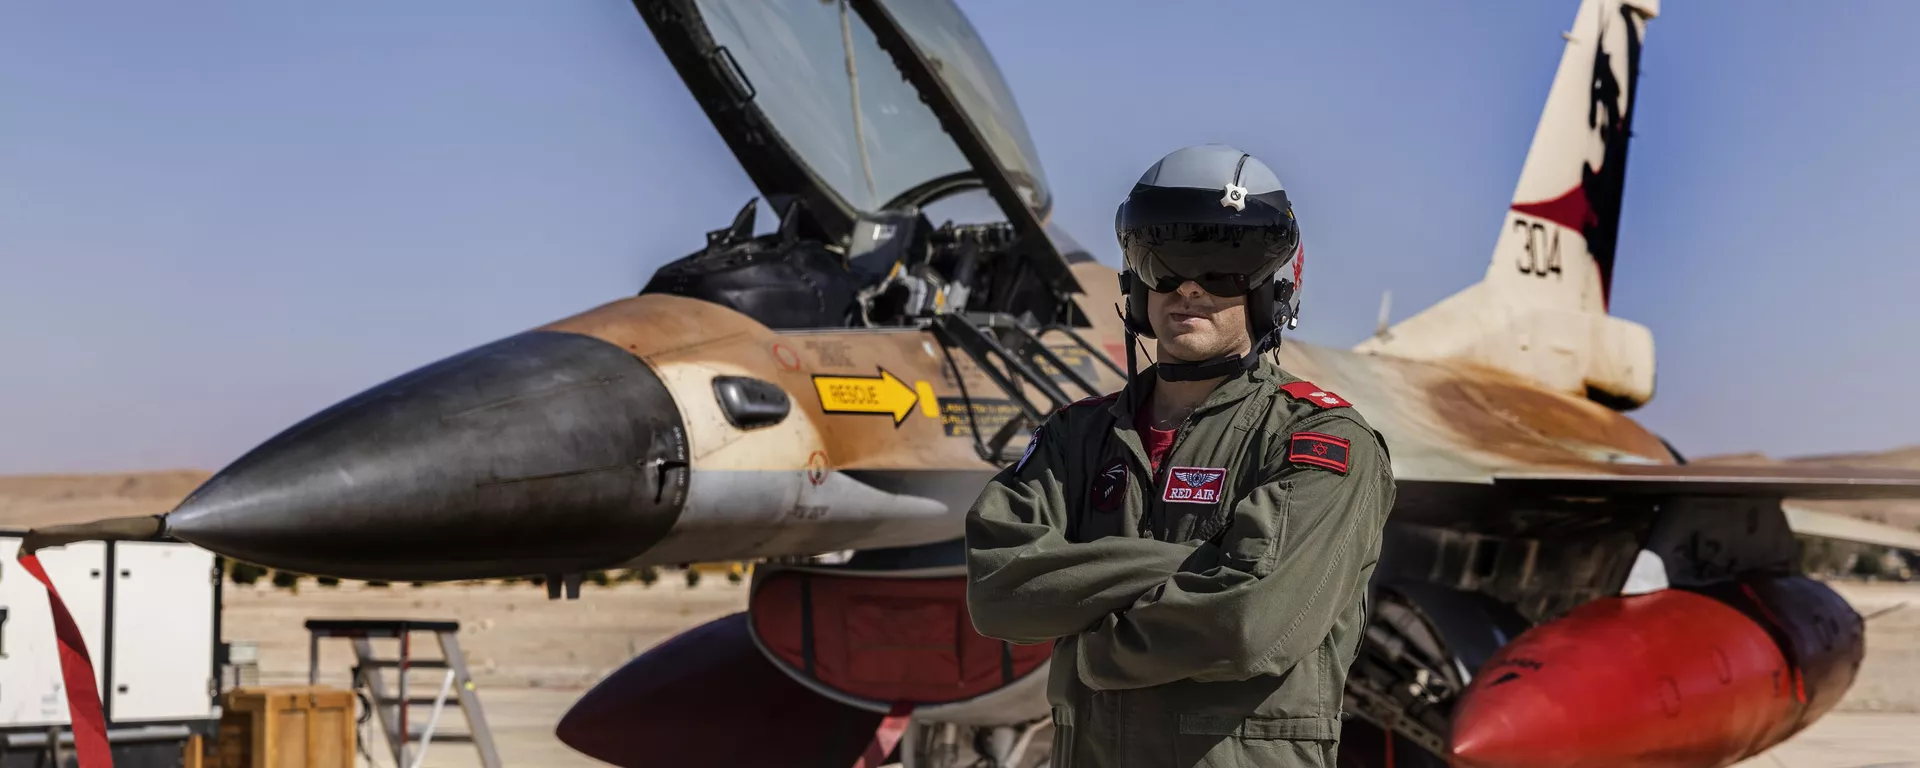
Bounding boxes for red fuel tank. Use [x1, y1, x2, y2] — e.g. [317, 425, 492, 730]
[557, 611, 887, 768]
[1448, 576, 1863, 768]
[749, 566, 1052, 710]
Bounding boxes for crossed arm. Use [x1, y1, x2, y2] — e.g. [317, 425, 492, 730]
[962, 420, 1204, 644]
[964, 415, 1391, 688]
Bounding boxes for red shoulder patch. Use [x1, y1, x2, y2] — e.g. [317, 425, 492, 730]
[1288, 431, 1351, 474]
[1278, 381, 1351, 409]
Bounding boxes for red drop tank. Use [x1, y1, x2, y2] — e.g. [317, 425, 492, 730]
[1449, 575, 1863, 768]
[556, 611, 886, 768]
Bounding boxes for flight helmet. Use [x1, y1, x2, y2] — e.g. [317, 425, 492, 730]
[1114, 144, 1302, 381]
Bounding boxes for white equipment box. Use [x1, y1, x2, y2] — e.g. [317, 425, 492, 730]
[0, 533, 220, 757]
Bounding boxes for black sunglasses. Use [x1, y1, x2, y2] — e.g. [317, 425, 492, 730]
[1144, 272, 1254, 298]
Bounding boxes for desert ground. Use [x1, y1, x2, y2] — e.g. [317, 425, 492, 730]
[222, 576, 753, 768]
[4, 459, 1919, 768]
[214, 577, 1920, 768]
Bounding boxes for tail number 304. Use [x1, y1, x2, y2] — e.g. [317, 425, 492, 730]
[1513, 219, 1563, 278]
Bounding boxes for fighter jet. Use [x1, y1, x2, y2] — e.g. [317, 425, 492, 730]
[26, 0, 1920, 766]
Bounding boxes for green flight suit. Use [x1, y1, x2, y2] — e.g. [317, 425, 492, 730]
[964, 354, 1394, 768]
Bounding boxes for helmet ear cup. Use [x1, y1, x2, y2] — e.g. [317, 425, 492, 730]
[1246, 280, 1278, 348]
[1120, 271, 1156, 338]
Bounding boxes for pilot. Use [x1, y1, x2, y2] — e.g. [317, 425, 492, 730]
[963, 144, 1394, 767]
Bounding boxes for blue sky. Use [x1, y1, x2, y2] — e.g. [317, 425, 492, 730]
[2, 1, 1915, 474]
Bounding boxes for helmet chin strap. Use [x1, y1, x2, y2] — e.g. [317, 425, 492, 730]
[1155, 326, 1274, 383]
[1155, 351, 1256, 382]
[1154, 318, 1285, 382]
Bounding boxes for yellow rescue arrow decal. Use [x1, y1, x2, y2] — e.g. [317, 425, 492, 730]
[812, 368, 922, 426]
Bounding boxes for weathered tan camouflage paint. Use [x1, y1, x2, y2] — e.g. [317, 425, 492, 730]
[542, 260, 1675, 496]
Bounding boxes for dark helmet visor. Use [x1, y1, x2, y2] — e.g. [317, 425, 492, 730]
[1128, 228, 1288, 296]
[1118, 186, 1298, 297]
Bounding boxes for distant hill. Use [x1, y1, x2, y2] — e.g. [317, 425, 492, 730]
[0, 470, 210, 531]
[3, 445, 1917, 536]
[1695, 445, 1920, 535]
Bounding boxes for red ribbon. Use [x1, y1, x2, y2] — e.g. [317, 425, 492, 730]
[18, 554, 114, 767]
[853, 702, 913, 768]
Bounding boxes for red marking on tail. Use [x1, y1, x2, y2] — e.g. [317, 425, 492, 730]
[1511, 184, 1598, 234]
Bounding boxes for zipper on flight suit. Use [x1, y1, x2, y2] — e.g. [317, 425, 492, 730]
[1119, 368, 1259, 538]
[1142, 410, 1200, 540]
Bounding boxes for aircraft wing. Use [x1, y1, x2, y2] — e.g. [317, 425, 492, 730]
[1780, 502, 1920, 552]
[1392, 464, 1920, 553]
[1489, 463, 1920, 500]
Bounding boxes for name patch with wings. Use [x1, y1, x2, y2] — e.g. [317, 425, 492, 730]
[1287, 432, 1351, 474]
[1161, 466, 1227, 504]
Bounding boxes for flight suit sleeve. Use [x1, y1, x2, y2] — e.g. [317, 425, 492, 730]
[1074, 414, 1393, 690]
[965, 417, 1210, 645]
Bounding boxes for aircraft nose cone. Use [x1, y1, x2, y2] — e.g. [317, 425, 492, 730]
[166, 330, 688, 581]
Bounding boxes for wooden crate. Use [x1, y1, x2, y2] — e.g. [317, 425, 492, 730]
[213, 686, 356, 768]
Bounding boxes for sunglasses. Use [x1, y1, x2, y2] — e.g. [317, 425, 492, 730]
[1142, 272, 1255, 298]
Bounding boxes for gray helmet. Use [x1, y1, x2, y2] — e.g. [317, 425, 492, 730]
[1114, 144, 1303, 378]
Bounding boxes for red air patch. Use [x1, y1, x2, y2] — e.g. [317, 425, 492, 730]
[1161, 466, 1226, 504]
[1091, 457, 1128, 513]
[1279, 381, 1351, 408]
[1288, 432, 1351, 474]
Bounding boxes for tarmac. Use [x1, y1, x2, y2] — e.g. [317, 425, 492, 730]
[217, 576, 1920, 768]
[12, 469, 1914, 765]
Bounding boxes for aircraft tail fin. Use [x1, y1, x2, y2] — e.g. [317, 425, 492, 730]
[1356, 0, 1659, 409]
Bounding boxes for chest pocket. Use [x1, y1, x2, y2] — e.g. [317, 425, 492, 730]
[1153, 395, 1276, 544]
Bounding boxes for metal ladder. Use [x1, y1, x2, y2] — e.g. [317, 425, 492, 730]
[927, 311, 1125, 465]
[306, 619, 503, 768]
